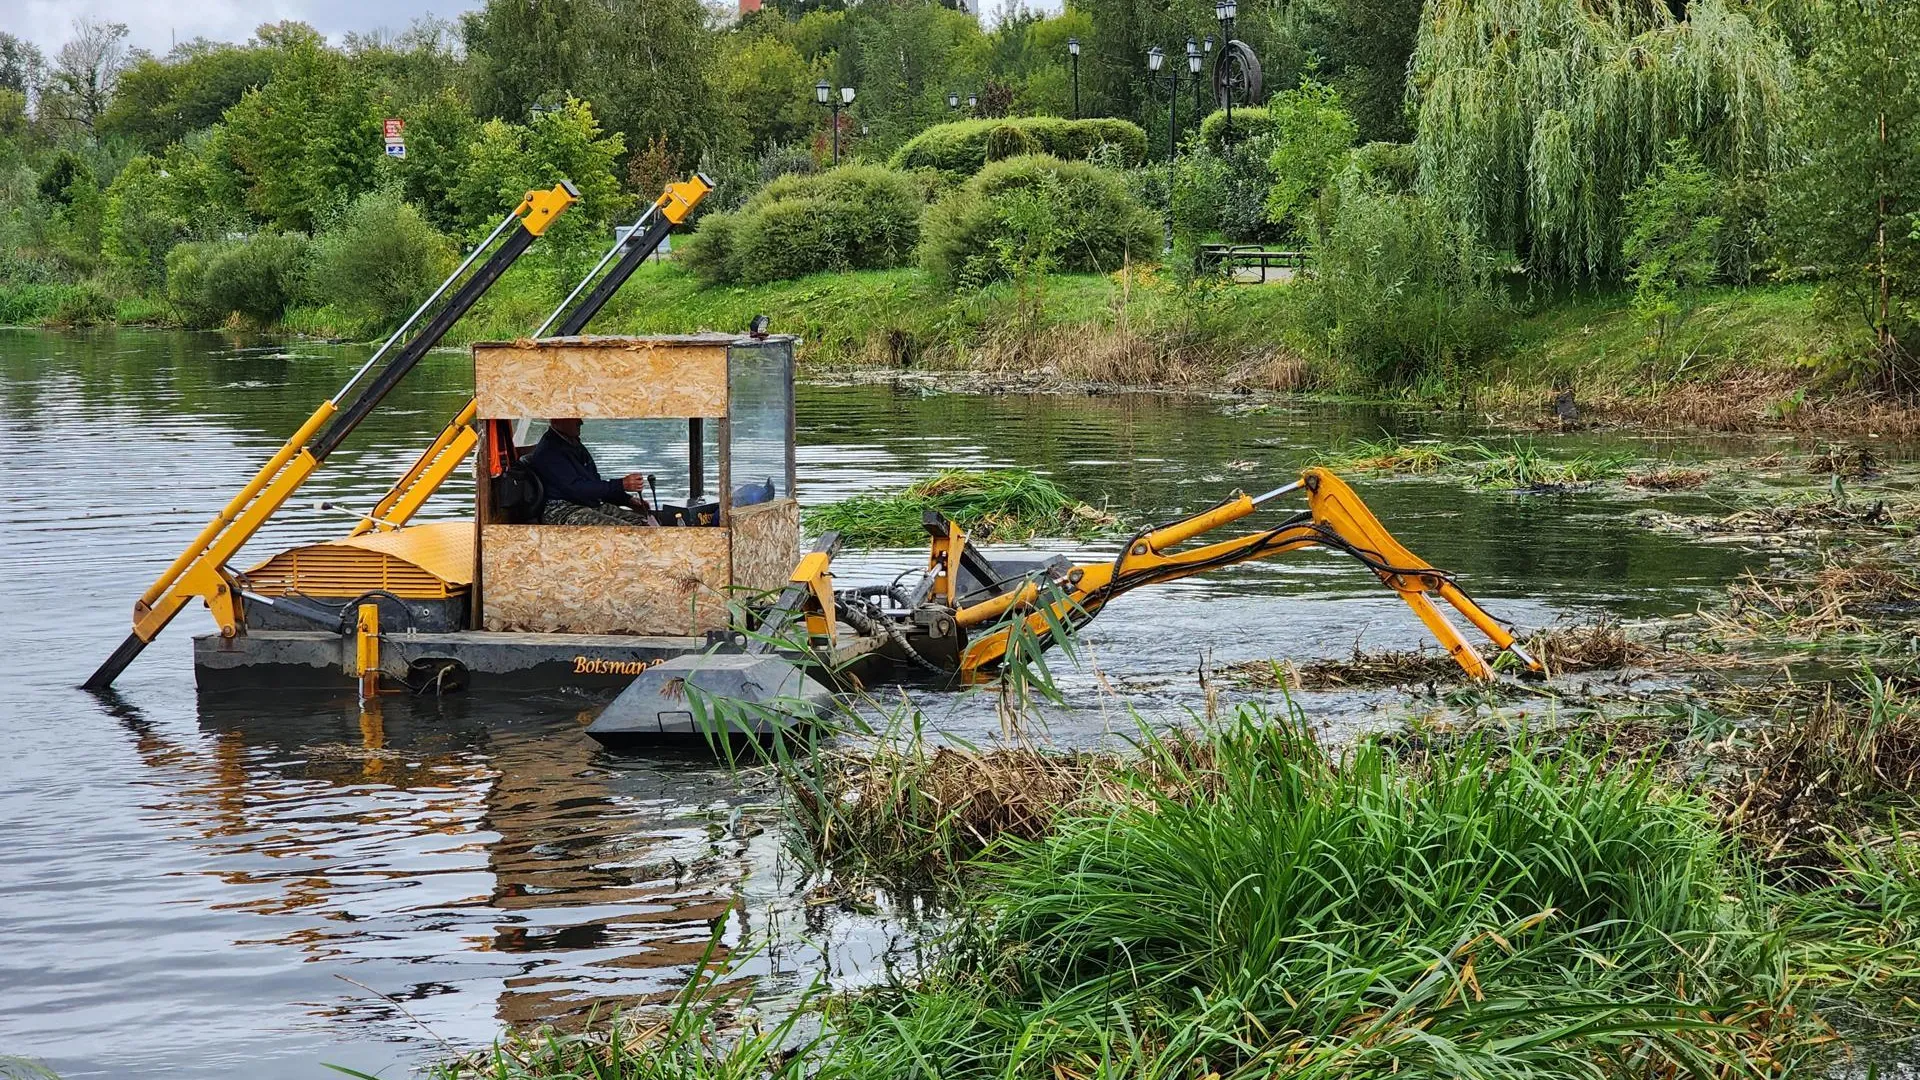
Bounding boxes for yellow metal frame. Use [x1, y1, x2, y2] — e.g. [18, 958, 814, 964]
[118, 191, 574, 655]
[949, 467, 1536, 681]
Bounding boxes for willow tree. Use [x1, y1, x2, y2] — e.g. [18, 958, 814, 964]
[1411, 0, 1793, 280]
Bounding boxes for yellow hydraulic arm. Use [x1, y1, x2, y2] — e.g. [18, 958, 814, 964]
[347, 174, 713, 536]
[950, 467, 1542, 681]
[85, 183, 581, 689]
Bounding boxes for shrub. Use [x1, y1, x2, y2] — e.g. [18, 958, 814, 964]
[1291, 184, 1510, 387]
[891, 117, 1148, 178]
[680, 165, 924, 285]
[166, 233, 311, 327]
[308, 189, 456, 330]
[1200, 106, 1282, 152]
[1262, 82, 1359, 234]
[920, 155, 1162, 285]
[1623, 140, 1725, 346]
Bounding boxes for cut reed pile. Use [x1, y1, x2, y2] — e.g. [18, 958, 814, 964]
[1218, 621, 1661, 690]
[804, 469, 1117, 547]
[1626, 466, 1713, 490]
[1709, 557, 1920, 639]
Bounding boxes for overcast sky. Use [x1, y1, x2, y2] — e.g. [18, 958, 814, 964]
[2, 0, 487, 57]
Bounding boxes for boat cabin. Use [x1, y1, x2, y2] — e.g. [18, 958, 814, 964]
[206, 334, 803, 689]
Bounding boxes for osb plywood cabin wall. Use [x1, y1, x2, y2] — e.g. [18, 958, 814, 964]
[473, 337, 730, 419]
[482, 525, 731, 635]
[729, 498, 800, 594]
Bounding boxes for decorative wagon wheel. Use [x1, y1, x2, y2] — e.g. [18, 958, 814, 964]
[1213, 39, 1263, 112]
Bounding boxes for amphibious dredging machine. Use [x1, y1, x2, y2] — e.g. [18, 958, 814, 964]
[86, 174, 1542, 744]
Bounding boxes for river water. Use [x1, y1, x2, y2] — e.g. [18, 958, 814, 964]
[0, 328, 1770, 1078]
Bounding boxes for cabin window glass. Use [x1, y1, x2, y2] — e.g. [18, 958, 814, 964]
[532, 418, 718, 511]
[727, 339, 795, 506]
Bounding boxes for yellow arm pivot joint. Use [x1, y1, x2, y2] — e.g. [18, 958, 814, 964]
[656, 174, 713, 224]
[517, 180, 581, 236]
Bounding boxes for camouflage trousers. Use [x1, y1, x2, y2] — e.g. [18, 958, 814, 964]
[538, 500, 653, 526]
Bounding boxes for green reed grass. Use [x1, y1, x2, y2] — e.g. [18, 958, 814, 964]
[804, 468, 1116, 547]
[1326, 435, 1634, 489]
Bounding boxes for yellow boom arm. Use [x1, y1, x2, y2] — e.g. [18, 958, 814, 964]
[85, 184, 580, 689]
[952, 467, 1542, 681]
[347, 175, 713, 536]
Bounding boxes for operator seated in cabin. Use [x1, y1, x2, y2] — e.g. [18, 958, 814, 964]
[523, 418, 657, 527]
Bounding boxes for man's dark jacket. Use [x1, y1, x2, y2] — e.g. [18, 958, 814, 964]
[522, 428, 625, 508]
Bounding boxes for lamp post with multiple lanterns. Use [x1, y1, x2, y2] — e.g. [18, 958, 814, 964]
[1214, 0, 1239, 141]
[1146, 38, 1203, 163]
[816, 80, 855, 165]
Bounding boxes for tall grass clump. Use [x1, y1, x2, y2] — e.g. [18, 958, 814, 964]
[804, 468, 1116, 547]
[838, 709, 1797, 1078]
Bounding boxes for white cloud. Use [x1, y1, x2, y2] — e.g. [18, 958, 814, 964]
[1, 0, 483, 58]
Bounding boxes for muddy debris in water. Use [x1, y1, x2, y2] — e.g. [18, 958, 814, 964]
[1635, 497, 1904, 542]
[1625, 466, 1714, 490]
[1217, 622, 1664, 691]
[1805, 443, 1879, 478]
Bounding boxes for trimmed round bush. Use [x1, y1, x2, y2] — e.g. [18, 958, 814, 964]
[919, 154, 1163, 285]
[985, 123, 1040, 162]
[680, 165, 924, 285]
[891, 117, 1148, 178]
[166, 233, 310, 327]
[1200, 106, 1281, 153]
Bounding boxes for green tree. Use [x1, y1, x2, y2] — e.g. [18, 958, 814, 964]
[1262, 81, 1359, 236]
[100, 41, 276, 152]
[396, 87, 480, 231]
[224, 28, 383, 231]
[456, 97, 627, 255]
[102, 154, 187, 288]
[715, 34, 819, 154]
[1287, 0, 1424, 143]
[1770, 0, 1920, 384]
[1622, 140, 1725, 348]
[0, 33, 45, 97]
[462, 0, 728, 166]
[1412, 0, 1793, 281]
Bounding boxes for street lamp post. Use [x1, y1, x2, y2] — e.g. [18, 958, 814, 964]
[967, 92, 978, 112]
[817, 81, 855, 165]
[1198, 36, 1214, 121]
[1185, 38, 1202, 134]
[1146, 45, 1185, 164]
[1067, 37, 1080, 119]
[1214, 0, 1238, 142]
[948, 90, 960, 111]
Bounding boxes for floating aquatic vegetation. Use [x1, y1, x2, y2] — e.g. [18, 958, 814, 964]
[1323, 435, 1634, 490]
[804, 469, 1117, 547]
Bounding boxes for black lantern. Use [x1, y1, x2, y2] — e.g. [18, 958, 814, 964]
[1067, 37, 1081, 119]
